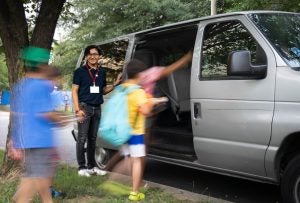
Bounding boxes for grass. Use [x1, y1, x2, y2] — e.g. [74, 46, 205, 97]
[0, 150, 208, 203]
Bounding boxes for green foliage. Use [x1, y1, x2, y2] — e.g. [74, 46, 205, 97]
[0, 53, 9, 91]
[53, 165, 106, 198]
[53, 0, 210, 88]
[53, 0, 300, 88]
[222, 0, 300, 13]
[0, 150, 19, 203]
[70, 0, 210, 42]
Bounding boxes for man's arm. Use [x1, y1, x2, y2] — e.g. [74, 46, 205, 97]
[103, 85, 114, 95]
[103, 73, 122, 94]
[72, 84, 85, 118]
[159, 50, 193, 79]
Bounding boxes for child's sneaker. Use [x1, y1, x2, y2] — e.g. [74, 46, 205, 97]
[50, 188, 66, 198]
[87, 167, 107, 176]
[128, 191, 145, 201]
[78, 169, 90, 177]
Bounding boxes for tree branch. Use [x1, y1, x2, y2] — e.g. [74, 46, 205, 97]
[31, 0, 66, 49]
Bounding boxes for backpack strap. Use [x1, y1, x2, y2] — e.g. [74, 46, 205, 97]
[124, 84, 141, 130]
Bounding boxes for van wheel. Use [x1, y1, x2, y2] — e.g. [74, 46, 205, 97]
[94, 147, 113, 170]
[281, 154, 300, 203]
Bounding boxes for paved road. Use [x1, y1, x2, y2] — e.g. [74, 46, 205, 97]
[144, 160, 280, 203]
[0, 111, 77, 166]
[0, 111, 281, 202]
[0, 111, 9, 149]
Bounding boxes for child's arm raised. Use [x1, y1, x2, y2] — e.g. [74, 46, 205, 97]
[139, 97, 167, 116]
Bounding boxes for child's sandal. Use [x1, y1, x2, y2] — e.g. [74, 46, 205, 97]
[128, 191, 145, 201]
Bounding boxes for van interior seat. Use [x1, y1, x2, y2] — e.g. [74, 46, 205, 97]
[133, 49, 156, 68]
[167, 65, 191, 120]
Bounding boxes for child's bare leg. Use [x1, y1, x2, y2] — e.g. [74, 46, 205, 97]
[105, 151, 124, 171]
[131, 157, 145, 192]
[15, 178, 36, 203]
[35, 178, 53, 203]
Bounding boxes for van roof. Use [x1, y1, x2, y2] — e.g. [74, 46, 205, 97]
[92, 10, 297, 45]
[135, 10, 295, 34]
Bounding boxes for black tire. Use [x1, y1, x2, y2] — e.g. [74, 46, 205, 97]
[94, 147, 113, 170]
[281, 154, 300, 203]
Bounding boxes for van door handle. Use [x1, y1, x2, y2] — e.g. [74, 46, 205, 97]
[194, 102, 201, 118]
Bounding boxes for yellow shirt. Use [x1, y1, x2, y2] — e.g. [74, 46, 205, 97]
[123, 83, 148, 135]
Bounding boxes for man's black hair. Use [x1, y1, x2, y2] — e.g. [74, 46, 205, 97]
[126, 59, 148, 79]
[84, 45, 102, 57]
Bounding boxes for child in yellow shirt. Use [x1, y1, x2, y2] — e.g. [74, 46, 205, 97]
[121, 59, 158, 201]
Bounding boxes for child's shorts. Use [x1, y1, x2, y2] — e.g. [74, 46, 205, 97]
[120, 135, 146, 158]
[23, 148, 59, 178]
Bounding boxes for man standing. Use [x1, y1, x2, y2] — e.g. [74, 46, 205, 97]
[72, 45, 120, 177]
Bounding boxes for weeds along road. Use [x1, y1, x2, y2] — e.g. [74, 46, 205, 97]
[0, 111, 280, 203]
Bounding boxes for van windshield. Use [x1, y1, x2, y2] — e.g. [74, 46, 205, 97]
[249, 13, 300, 69]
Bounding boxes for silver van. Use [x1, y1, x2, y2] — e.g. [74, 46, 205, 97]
[73, 11, 300, 203]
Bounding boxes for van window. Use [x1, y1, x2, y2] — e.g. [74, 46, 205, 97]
[249, 13, 300, 69]
[200, 20, 266, 80]
[99, 40, 129, 85]
[79, 40, 129, 85]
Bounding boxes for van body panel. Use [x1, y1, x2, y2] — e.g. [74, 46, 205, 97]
[270, 102, 300, 148]
[192, 99, 273, 175]
[193, 136, 268, 174]
[275, 67, 300, 102]
[265, 146, 279, 179]
[190, 15, 277, 176]
[148, 153, 276, 184]
[263, 67, 300, 178]
[265, 101, 300, 179]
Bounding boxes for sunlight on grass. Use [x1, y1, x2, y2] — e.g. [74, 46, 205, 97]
[0, 150, 206, 202]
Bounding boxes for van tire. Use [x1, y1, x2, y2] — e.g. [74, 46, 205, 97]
[281, 154, 300, 203]
[94, 147, 113, 170]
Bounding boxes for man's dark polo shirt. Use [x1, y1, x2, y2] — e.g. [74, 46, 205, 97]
[73, 65, 107, 106]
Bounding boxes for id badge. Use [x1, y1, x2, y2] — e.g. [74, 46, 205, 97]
[90, 85, 100, 93]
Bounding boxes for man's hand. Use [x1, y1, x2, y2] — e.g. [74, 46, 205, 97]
[113, 73, 122, 86]
[76, 109, 86, 123]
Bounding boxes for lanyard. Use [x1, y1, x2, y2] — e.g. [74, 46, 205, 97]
[86, 65, 99, 85]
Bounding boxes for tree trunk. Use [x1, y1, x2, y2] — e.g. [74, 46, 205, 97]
[0, 0, 29, 86]
[0, 0, 66, 176]
[211, 0, 217, 15]
[0, 0, 29, 175]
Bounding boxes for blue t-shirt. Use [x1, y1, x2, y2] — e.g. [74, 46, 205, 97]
[72, 66, 107, 105]
[11, 78, 55, 149]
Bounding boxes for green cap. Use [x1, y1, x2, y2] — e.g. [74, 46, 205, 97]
[20, 46, 50, 67]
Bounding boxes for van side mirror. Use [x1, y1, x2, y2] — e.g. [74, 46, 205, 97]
[227, 50, 267, 79]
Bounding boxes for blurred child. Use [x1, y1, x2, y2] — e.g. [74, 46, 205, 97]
[10, 46, 66, 203]
[119, 59, 162, 201]
[105, 50, 192, 172]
